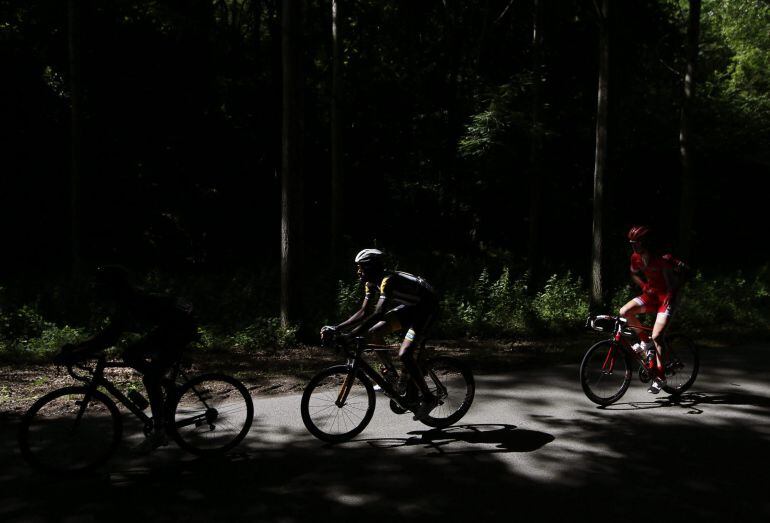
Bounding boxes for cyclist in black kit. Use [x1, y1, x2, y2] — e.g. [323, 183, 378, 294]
[58, 265, 197, 452]
[322, 249, 440, 420]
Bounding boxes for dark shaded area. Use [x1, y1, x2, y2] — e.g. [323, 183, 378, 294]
[2, 404, 768, 521]
[2, 344, 769, 521]
[1, 1, 769, 329]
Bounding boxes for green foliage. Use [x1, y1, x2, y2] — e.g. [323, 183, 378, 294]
[699, 0, 770, 159]
[609, 284, 636, 314]
[21, 325, 84, 355]
[0, 304, 49, 342]
[436, 266, 770, 339]
[459, 83, 531, 159]
[436, 268, 587, 337]
[336, 279, 362, 318]
[2, 265, 770, 364]
[532, 273, 589, 330]
[675, 268, 770, 335]
[196, 318, 298, 353]
[1, 302, 85, 359]
[703, 0, 770, 100]
[0, 385, 9, 403]
[227, 318, 298, 352]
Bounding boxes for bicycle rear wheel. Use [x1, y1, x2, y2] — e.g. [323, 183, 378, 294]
[300, 365, 375, 443]
[662, 334, 699, 396]
[580, 340, 632, 406]
[169, 373, 254, 455]
[420, 357, 475, 428]
[18, 386, 122, 474]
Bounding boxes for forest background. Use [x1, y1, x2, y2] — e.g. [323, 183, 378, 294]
[1, 0, 769, 360]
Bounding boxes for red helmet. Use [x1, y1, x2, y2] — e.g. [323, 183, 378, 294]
[627, 225, 651, 242]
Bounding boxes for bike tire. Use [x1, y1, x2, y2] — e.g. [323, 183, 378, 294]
[169, 373, 254, 455]
[18, 386, 122, 474]
[662, 334, 699, 396]
[420, 356, 475, 428]
[300, 365, 376, 443]
[580, 340, 632, 406]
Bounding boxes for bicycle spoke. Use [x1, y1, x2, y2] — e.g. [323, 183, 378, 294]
[301, 367, 375, 442]
[580, 341, 631, 405]
[20, 388, 120, 473]
[171, 375, 253, 454]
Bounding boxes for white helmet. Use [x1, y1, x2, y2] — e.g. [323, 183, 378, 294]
[354, 248, 384, 265]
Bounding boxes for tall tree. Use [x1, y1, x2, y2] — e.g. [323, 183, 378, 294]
[281, 0, 304, 327]
[678, 0, 701, 260]
[590, 0, 610, 313]
[330, 0, 342, 269]
[68, 0, 83, 279]
[527, 0, 545, 291]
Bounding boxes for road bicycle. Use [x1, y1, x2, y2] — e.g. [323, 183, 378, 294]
[580, 315, 699, 406]
[18, 352, 254, 473]
[300, 335, 475, 443]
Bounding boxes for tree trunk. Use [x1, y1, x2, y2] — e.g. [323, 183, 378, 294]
[527, 0, 545, 293]
[68, 0, 83, 279]
[330, 0, 342, 270]
[281, 0, 303, 327]
[590, 0, 609, 313]
[678, 0, 701, 260]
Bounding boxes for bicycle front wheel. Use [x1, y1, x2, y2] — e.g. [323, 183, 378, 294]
[169, 374, 254, 455]
[18, 386, 122, 474]
[420, 357, 475, 428]
[300, 365, 375, 443]
[580, 340, 632, 406]
[662, 334, 699, 396]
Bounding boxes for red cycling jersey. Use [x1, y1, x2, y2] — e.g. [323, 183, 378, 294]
[630, 253, 681, 315]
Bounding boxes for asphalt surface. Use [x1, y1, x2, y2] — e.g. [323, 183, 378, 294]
[2, 343, 769, 522]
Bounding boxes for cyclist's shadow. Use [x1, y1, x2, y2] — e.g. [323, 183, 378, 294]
[355, 424, 555, 456]
[600, 391, 770, 415]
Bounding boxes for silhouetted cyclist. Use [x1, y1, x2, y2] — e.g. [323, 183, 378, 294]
[59, 265, 197, 452]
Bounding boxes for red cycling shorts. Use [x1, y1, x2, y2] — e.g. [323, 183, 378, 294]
[633, 292, 677, 318]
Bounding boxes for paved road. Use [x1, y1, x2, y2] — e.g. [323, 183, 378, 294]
[2, 343, 769, 522]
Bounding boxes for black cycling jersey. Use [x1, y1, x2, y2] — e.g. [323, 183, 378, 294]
[365, 271, 437, 309]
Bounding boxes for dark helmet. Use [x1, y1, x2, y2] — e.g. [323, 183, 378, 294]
[354, 248, 384, 267]
[627, 226, 651, 243]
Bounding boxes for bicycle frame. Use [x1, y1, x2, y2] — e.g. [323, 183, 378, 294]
[335, 338, 426, 410]
[66, 356, 200, 432]
[592, 316, 661, 377]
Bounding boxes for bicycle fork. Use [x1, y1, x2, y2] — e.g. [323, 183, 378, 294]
[72, 360, 108, 432]
[335, 359, 358, 407]
[602, 344, 618, 374]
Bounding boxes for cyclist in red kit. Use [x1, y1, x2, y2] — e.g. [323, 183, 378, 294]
[619, 226, 687, 394]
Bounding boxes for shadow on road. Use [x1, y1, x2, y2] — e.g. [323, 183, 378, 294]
[354, 424, 555, 455]
[601, 390, 770, 415]
[4, 405, 769, 522]
[2, 343, 770, 521]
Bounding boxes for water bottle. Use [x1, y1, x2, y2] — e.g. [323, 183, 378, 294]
[645, 346, 657, 363]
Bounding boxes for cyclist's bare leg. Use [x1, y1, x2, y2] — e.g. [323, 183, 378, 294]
[619, 300, 653, 342]
[399, 331, 431, 399]
[367, 319, 400, 371]
[650, 313, 672, 378]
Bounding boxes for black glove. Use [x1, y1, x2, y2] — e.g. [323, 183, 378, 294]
[320, 325, 337, 345]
